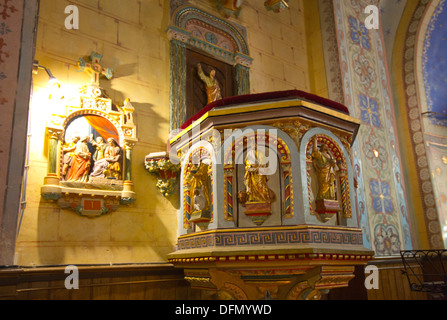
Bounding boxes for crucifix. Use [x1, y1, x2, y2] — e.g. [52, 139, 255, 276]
[77, 52, 113, 86]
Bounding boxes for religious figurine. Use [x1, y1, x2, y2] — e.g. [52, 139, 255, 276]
[197, 63, 222, 104]
[311, 138, 338, 200]
[66, 136, 92, 183]
[90, 138, 122, 179]
[61, 135, 80, 179]
[243, 150, 273, 203]
[185, 162, 211, 214]
[90, 135, 107, 161]
[238, 150, 275, 226]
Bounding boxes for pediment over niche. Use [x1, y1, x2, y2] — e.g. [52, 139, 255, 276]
[41, 53, 138, 218]
[171, 0, 290, 19]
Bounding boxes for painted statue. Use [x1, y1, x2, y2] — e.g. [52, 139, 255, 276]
[90, 138, 122, 179]
[90, 135, 107, 161]
[185, 162, 211, 213]
[243, 150, 273, 203]
[197, 63, 222, 104]
[311, 137, 337, 200]
[66, 136, 92, 183]
[61, 135, 80, 179]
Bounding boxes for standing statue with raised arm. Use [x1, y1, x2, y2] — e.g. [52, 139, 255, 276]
[197, 63, 222, 104]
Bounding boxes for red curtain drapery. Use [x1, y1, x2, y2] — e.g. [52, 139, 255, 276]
[84, 115, 120, 143]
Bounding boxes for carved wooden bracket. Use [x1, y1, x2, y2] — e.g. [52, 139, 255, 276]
[145, 152, 181, 198]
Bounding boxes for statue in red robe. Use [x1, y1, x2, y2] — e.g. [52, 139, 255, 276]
[66, 136, 92, 183]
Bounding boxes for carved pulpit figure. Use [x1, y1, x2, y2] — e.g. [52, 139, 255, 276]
[66, 136, 92, 183]
[311, 137, 340, 220]
[243, 150, 273, 203]
[185, 162, 211, 214]
[238, 150, 275, 226]
[312, 138, 337, 200]
[185, 161, 212, 230]
[197, 63, 222, 104]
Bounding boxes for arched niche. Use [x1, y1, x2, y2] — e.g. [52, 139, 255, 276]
[394, 0, 446, 248]
[179, 141, 217, 235]
[61, 113, 123, 183]
[221, 126, 302, 228]
[300, 128, 358, 228]
[167, 5, 252, 131]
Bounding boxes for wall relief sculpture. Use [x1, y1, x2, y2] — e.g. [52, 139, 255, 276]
[41, 52, 138, 217]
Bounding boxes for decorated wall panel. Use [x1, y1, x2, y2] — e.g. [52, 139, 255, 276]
[333, 0, 413, 255]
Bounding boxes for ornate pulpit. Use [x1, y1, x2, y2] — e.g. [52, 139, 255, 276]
[147, 90, 374, 300]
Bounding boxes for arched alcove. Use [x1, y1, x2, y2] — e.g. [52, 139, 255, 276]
[167, 5, 252, 130]
[393, 0, 446, 248]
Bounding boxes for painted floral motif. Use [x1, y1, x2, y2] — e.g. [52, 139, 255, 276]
[370, 179, 394, 215]
[374, 224, 401, 256]
[359, 94, 381, 128]
[353, 53, 376, 88]
[0, 22, 11, 35]
[349, 16, 371, 50]
[364, 135, 388, 170]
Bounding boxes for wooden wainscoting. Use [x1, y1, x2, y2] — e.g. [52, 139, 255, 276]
[328, 257, 429, 300]
[366, 257, 428, 300]
[0, 263, 206, 300]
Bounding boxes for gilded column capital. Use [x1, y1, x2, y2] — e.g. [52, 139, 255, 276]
[47, 127, 63, 140]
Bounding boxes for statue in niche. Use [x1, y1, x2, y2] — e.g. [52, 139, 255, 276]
[90, 138, 122, 179]
[90, 135, 107, 161]
[66, 136, 92, 183]
[185, 161, 211, 214]
[238, 149, 275, 226]
[197, 63, 222, 104]
[311, 137, 338, 200]
[242, 149, 274, 203]
[61, 135, 80, 179]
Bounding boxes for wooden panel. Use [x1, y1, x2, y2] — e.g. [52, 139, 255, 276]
[0, 264, 199, 300]
[328, 259, 429, 300]
[367, 258, 428, 300]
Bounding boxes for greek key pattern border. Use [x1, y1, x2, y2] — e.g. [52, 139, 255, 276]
[177, 229, 364, 250]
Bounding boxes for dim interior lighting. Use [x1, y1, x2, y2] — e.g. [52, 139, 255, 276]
[33, 60, 59, 85]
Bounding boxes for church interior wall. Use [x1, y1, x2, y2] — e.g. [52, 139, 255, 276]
[15, 0, 312, 267]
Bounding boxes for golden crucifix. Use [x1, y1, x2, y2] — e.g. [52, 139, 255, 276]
[77, 52, 113, 86]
